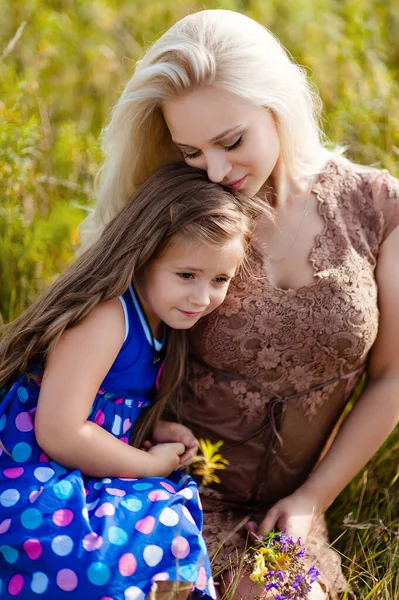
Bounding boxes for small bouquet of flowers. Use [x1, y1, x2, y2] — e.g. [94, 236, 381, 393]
[247, 530, 320, 599]
[190, 439, 229, 486]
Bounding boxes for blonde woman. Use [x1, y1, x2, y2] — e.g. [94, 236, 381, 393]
[81, 9, 399, 599]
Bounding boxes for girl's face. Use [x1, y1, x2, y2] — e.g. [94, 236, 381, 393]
[136, 234, 244, 335]
[163, 85, 280, 197]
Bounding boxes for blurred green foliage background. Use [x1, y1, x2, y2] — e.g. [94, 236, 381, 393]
[1, 0, 398, 323]
[0, 0, 399, 322]
[1, 1, 398, 596]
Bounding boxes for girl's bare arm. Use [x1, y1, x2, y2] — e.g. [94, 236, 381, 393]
[35, 299, 183, 478]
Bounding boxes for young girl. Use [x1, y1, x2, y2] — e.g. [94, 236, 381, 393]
[0, 162, 268, 600]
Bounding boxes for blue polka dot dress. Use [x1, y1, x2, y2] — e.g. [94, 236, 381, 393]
[0, 286, 216, 599]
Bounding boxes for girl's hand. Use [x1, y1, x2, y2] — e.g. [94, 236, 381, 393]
[148, 420, 198, 467]
[147, 442, 186, 476]
[246, 488, 321, 543]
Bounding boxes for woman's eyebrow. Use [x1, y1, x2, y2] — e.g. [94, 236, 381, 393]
[173, 125, 242, 148]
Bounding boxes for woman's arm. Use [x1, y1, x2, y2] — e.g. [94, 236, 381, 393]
[256, 226, 399, 540]
[35, 299, 184, 478]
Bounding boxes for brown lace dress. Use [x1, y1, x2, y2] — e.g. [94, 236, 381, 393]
[179, 160, 399, 598]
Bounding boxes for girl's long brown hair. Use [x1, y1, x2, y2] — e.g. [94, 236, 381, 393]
[0, 162, 271, 445]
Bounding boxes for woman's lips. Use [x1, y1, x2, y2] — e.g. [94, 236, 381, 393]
[227, 176, 246, 190]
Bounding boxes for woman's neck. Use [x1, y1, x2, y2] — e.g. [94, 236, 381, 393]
[261, 159, 310, 209]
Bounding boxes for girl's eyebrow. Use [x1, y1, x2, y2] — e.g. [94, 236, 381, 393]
[173, 125, 243, 148]
[176, 267, 204, 272]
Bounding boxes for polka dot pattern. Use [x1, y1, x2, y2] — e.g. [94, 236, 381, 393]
[108, 526, 128, 546]
[124, 586, 145, 600]
[23, 538, 43, 560]
[31, 571, 49, 594]
[87, 562, 110, 586]
[3, 467, 24, 479]
[0, 488, 20, 507]
[119, 553, 137, 576]
[0, 518, 12, 534]
[15, 412, 33, 432]
[1, 544, 19, 564]
[34, 466, 54, 483]
[8, 574, 24, 596]
[143, 545, 163, 567]
[51, 535, 74, 556]
[12, 442, 32, 463]
[171, 536, 190, 559]
[56, 569, 78, 592]
[0, 367, 214, 598]
[21, 508, 43, 530]
[52, 508, 74, 527]
[52, 480, 73, 500]
[82, 532, 103, 552]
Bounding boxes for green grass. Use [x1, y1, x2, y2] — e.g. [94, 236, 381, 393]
[1, 1, 398, 595]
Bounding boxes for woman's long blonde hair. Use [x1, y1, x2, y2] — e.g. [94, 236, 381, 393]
[0, 162, 268, 445]
[81, 8, 341, 246]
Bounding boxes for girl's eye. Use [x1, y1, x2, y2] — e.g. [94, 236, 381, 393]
[177, 272, 194, 280]
[225, 136, 243, 152]
[214, 276, 230, 284]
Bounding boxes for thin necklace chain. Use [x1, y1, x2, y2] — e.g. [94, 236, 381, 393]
[265, 192, 310, 263]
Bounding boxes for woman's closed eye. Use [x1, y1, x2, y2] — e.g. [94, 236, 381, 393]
[225, 135, 243, 152]
[181, 135, 244, 160]
[181, 149, 200, 160]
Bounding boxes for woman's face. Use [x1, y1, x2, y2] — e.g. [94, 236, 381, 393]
[163, 85, 280, 197]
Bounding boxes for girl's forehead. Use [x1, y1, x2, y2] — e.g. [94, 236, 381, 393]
[159, 233, 245, 267]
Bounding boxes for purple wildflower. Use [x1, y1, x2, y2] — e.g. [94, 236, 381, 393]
[307, 565, 320, 584]
[265, 582, 278, 591]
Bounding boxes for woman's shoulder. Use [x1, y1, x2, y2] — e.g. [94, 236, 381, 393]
[323, 155, 397, 187]
[321, 156, 399, 241]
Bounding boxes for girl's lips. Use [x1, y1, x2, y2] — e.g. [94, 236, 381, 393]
[178, 309, 202, 318]
[227, 176, 246, 190]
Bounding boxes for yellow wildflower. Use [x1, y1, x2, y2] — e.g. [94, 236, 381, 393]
[249, 551, 268, 584]
[274, 552, 291, 570]
[190, 439, 229, 486]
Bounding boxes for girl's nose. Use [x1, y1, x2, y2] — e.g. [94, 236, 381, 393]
[188, 285, 211, 308]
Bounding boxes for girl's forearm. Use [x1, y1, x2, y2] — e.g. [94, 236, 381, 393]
[299, 376, 399, 512]
[37, 420, 155, 478]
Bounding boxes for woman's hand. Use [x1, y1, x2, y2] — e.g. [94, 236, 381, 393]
[147, 442, 186, 476]
[145, 420, 198, 467]
[246, 488, 321, 543]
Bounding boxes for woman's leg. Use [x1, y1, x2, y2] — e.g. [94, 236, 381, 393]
[217, 570, 328, 599]
[146, 580, 194, 600]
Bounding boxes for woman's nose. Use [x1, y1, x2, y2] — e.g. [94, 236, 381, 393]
[206, 153, 232, 183]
